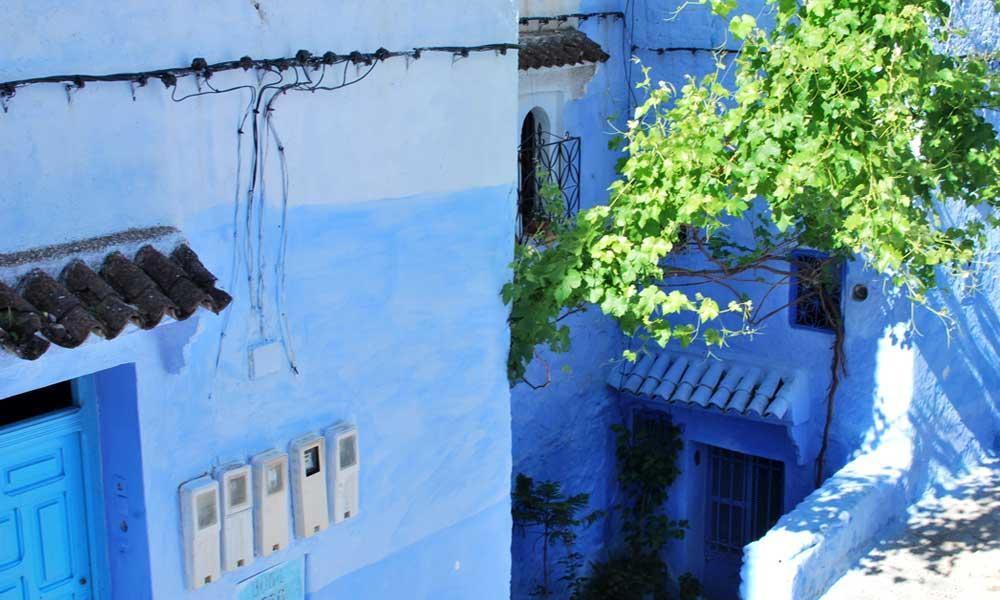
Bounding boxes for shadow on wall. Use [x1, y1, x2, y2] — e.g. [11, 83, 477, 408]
[911, 287, 1000, 473]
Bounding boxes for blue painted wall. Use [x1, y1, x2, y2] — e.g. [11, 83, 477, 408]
[511, 0, 999, 598]
[0, 2, 518, 599]
[511, 3, 631, 597]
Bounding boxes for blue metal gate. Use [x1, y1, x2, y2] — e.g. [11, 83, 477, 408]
[703, 446, 784, 600]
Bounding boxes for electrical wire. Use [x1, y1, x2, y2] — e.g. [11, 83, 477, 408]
[0, 44, 518, 101]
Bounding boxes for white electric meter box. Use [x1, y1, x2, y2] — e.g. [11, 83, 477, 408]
[252, 449, 291, 557]
[325, 424, 360, 523]
[290, 434, 329, 538]
[215, 463, 254, 571]
[179, 476, 222, 589]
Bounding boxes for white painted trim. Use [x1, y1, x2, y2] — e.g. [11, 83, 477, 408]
[519, 62, 599, 136]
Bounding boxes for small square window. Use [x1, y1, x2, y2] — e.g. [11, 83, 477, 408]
[228, 474, 248, 508]
[266, 463, 284, 495]
[789, 250, 843, 332]
[196, 490, 218, 530]
[339, 435, 357, 470]
[303, 447, 321, 477]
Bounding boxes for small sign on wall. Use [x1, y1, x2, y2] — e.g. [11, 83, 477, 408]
[236, 557, 305, 600]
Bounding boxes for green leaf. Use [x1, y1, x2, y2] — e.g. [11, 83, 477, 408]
[729, 14, 756, 39]
[710, 0, 738, 18]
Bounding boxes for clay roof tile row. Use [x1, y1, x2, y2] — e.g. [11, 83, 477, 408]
[0, 244, 231, 360]
[519, 28, 610, 70]
[607, 351, 797, 421]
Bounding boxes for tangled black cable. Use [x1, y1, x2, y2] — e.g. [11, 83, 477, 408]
[519, 11, 624, 25]
[0, 43, 518, 106]
[634, 46, 741, 55]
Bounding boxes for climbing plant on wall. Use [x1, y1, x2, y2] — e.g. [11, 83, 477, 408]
[512, 473, 603, 597]
[504, 0, 999, 480]
[576, 416, 698, 600]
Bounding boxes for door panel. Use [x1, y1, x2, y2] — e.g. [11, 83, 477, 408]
[0, 510, 22, 569]
[0, 578, 26, 600]
[4, 451, 65, 495]
[0, 418, 93, 600]
[35, 498, 74, 590]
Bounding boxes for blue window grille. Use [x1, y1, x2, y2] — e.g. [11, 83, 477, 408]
[517, 117, 581, 243]
[706, 446, 784, 555]
[789, 250, 844, 332]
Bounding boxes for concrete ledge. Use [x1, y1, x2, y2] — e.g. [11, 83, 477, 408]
[740, 432, 915, 600]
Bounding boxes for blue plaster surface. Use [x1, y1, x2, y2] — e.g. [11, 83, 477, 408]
[311, 500, 511, 600]
[0, 186, 516, 599]
[0, 1, 517, 78]
[1, 4, 518, 596]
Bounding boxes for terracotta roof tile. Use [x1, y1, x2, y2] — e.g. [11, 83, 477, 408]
[519, 28, 610, 70]
[0, 239, 231, 360]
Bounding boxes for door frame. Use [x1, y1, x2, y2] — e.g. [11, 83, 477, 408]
[0, 376, 111, 599]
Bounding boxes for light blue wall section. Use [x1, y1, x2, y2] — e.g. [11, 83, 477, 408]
[0, 185, 516, 599]
[0, 2, 518, 598]
[312, 500, 511, 600]
[0, 1, 516, 78]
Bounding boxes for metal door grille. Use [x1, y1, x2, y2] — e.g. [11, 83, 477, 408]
[706, 447, 784, 554]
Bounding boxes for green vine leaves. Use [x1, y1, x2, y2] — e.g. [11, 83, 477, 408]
[505, 0, 999, 384]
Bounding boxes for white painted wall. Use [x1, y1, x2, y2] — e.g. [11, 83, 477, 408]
[0, 1, 517, 252]
[520, 0, 582, 17]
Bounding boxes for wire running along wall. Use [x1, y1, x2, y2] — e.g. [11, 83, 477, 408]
[0, 42, 519, 392]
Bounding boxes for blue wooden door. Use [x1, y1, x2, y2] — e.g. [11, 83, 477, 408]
[0, 412, 94, 600]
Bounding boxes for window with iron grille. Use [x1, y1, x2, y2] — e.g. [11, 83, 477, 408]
[789, 250, 844, 332]
[517, 113, 581, 244]
[705, 446, 784, 555]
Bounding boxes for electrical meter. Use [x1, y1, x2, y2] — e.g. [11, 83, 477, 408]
[290, 434, 329, 538]
[252, 450, 291, 556]
[216, 463, 254, 571]
[179, 476, 221, 589]
[325, 424, 360, 523]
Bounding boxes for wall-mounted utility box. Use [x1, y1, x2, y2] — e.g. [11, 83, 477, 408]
[325, 424, 360, 523]
[252, 450, 291, 557]
[216, 463, 254, 571]
[179, 476, 221, 589]
[290, 434, 329, 538]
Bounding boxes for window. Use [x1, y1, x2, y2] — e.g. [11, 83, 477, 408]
[196, 489, 218, 530]
[789, 250, 843, 332]
[0, 380, 75, 428]
[228, 474, 248, 508]
[705, 446, 784, 554]
[266, 463, 284, 495]
[339, 435, 358, 469]
[517, 110, 581, 243]
[303, 446, 321, 477]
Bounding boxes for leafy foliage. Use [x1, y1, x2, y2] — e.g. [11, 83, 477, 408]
[576, 416, 697, 600]
[504, 0, 999, 382]
[512, 473, 603, 597]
